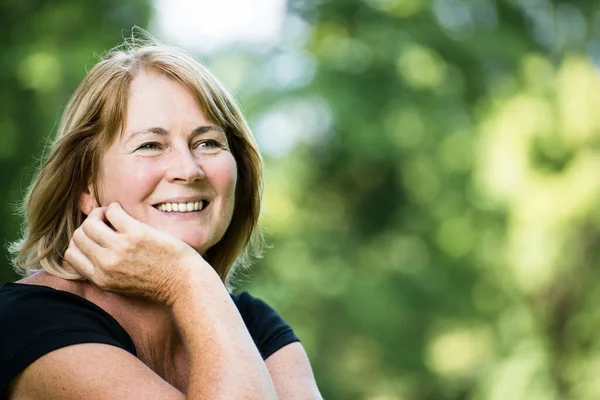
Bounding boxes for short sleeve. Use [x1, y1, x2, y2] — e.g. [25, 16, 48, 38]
[0, 283, 136, 398]
[232, 291, 300, 360]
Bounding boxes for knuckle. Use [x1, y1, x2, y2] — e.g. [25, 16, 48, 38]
[72, 228, 83, 241]
[106, 203, 120, 216]
[80, 221, 91, 235]
[129, 229, 145, 244]
[94, 274, 109, 288]
[103, 255, 119, 271]
[63, 249, 73, 263]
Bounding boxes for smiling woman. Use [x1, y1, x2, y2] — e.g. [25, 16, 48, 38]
[0, 32, 322, 400]
[82, 70, 239, 258]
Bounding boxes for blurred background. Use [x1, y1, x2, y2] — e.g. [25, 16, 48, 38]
[1, 0, 600, 398]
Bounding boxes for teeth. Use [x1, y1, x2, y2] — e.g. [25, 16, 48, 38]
[156, 201, 204, 213]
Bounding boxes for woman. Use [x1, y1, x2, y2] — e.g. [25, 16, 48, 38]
[0, 36, 322, 399]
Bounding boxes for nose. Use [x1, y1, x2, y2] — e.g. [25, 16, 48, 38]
[165, 146, 206, 184]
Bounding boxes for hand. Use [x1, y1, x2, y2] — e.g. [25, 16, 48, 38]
[64, 202, 205, 306]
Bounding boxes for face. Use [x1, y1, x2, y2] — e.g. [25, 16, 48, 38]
[82, 70, 237, 254]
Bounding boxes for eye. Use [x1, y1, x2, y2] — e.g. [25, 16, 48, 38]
[136, 142, 162, 151]
[193, 139, 225, 152]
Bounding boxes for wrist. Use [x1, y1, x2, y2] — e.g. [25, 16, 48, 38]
[169, 257, 221, 309]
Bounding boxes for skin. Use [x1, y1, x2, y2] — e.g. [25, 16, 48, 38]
[8, 70, 322, 399]
[81, 68, 238, 255]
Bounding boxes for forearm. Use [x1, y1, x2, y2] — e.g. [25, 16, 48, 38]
[171, 267, 277, 400]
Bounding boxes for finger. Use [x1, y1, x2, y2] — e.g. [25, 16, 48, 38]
[87, 207, 108, 222]
[81, 208, 116, 248]
[105, 203, 140, 233]
[88, 207, 117, 232]
[72, 226, 107, 264]
[64, 240, 96, 280]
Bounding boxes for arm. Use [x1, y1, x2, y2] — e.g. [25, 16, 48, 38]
[23, 203, 277, 400]
[235, 291, 322, 400]
[7, 267, 276, 400]
[8, 323, 319, 400]
[171, 267, 278, 399]
[266, 342, 323, 400]
[8, 344, 185, 400]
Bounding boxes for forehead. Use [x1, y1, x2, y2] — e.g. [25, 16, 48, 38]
[122, 70, 210, 137]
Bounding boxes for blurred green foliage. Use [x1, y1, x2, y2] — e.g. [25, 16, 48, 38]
[2, 1, 600, 399]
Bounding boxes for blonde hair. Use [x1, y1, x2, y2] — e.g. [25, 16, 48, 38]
[10, 33, 263, 286]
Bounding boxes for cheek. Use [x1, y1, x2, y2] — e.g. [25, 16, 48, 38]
[100, 159, 162, 205]
[211, 155, 238, 203]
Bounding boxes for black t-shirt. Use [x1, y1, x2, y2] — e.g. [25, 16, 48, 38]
[0, 282, 298, 398]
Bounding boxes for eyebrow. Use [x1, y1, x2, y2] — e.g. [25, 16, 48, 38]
[125, 125, 225, 144]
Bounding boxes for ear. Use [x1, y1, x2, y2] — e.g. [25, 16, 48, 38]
[80, 184, 99, 216]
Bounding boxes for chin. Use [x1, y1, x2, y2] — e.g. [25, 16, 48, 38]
[178, 234, 214, 254]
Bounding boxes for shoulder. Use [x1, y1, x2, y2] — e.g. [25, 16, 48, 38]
[0, 282, 135, 349]
[0, 282, 136, 397]
[232, 292, 323, 399]
[230, 291, 300, 360]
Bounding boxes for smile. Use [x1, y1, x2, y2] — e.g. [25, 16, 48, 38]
[154, 201, 206, 213]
